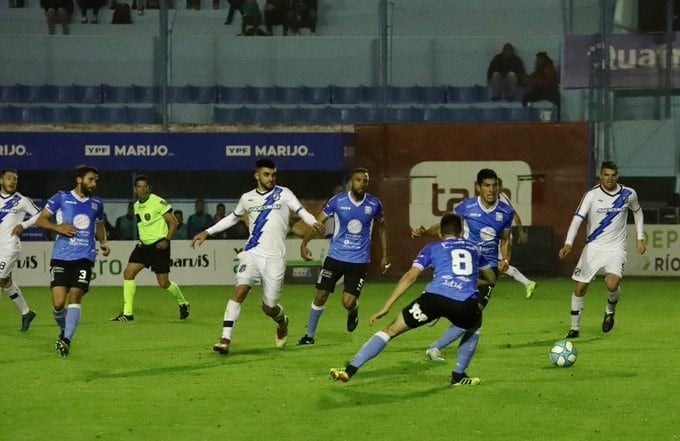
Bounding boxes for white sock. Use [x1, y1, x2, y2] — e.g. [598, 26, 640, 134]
[222, 299, 242, 340]
[505, 265, 532, 287]
[606, 288, 620, 314]
[570, 294, 585, 330]
[5, 284, 30, 315]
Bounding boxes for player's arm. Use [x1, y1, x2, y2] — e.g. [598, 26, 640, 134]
[300, 212, 329, 261]
[411, 222, 439, 238]
[559, 192, 591, 260]
[157, 210, 178, 249]
[370, 266, 421, 324]
[498, 229, 511, 272]
[631, 192, 646, 255]
[375, 216, 391, 271]
[192, 212, 240, 248]
[12, 201, 40, 236]
[35, 208, 76, 237]
[95, 219, 111, 256]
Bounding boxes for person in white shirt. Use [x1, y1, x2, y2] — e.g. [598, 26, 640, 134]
[559, 161, 646, 338]
[191, 158, 323, 355]
[0, 169, 40, 331]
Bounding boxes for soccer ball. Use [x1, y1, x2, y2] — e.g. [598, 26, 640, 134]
[550, 340, 577, 367]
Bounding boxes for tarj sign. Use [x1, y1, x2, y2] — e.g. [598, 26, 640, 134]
[563, 33, 680, 89]
[0, 132, 352, 170]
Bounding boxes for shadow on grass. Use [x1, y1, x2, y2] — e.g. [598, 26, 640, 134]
[495, 336, 603, 349]
[317, 383, 447, 410]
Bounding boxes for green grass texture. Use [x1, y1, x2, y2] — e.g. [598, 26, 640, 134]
[0, 276, 678, 441]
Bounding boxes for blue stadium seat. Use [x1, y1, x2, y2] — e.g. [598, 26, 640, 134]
[300, 86, 330, 104]
[99, 106, 128, 123]
[103, 85, 136, 103]
[50, 85, 77, 103]
[249, 86, 277, 104]
[297, 106, 340, 124]
[475, 85, 493, 101]
[423, 107, 441, 122]
[18, 106, 47, 123]
[390, 106, 425, 122]
[71, 106, 102, 124]
[441, 106, 482, 122]
[479, 106, 507, 122]
[127, 106, 157, 123]
[133, 86, 159, 103]
[0, 85, 20, 103]
[331, 86, 363, 104]
[216, 86, 249, 104]
[0, 106, 19, 123]
[74, 85, 102, 104]
[18, 85, 50, 103]
[44, 106, 74, 123]
[252, 106, 283, 124]
[507, 106, 538, 121]
[213, 106, 255, 124]
[420, 86, 446, 104]
[445, 86, 479, 103]
[169, 86, 193, 103]
[275, 86, 303, 104]
[389, 86, 420, 104]
[279, 106, 305, 124]
[339, 106, 382, 123]
[192, 86, 217, 103]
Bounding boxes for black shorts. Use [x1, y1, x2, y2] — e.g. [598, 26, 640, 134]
[50, 259, 94, 293]
[128, 240, 171, 274]
[315, 256, 367, 297]
[401, 292, 481, 330]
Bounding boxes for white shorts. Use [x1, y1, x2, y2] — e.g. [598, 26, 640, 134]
[572, 245, 626, 283]
[235, 251, 286, 308]
[0, 250, 19, 279]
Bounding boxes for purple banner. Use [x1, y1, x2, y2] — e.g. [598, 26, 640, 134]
[563, 33, 680, 89]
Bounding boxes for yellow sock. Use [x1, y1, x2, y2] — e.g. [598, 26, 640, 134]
[123, 279, 136, 316]
[166, 281, 187, 305]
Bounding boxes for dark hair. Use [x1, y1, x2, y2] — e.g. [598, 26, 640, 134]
[216, 203, 225, 209]
[174, 209, 183, 215]
[351, 167, 369, 176]
[476, 168, 498, 185]
[256, 158, 276, 170]
[74, 165, 99, 179]
[0, 169, 17, 177]
[601, 161, 618, 173]
[440, 213, 463, 236]
[134, 174, 149, 185]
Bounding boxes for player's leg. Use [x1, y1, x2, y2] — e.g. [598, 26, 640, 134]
[0, 269, 36, 332]
[260, 257, 288, 348]
[50, 262, 69, 337]
[113, 246, 146, 321]
[566, 247, 601, 338]
[340, 262, 367, 333]
[446, 297, 483, 386]
[504, 265, 537, 298]
[298, 257, 341, 344]
[58, 262, 91, 356]
[153, 244, 189, 319]
[426, 325, 466, 362]
[601, 252, 625, 333]
[213, 283, 251, 355]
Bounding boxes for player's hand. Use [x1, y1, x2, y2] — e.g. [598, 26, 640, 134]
[312, 221, 324, 233]
[381, 256, 391, 274]
[100, 243, 111, 257]
[300, 245, 313, 261]
[11, 225, 24, 236]
[410, 225, 426, 238]
[558, 244, 572, 260]
[156, 238, 170, 250]
[499, 258, 510, 273]
[369, 308, 389, 325]
[517, 227, 529, 244]
[55, 223, 77, 237]
[637, 239, 646, 256]
[191, 231, 209, 249]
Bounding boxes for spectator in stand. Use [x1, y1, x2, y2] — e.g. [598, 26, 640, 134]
[522, 51, 560, 107]
[186, 0, 200, 10]
[487, 43, 527, 102]
[115, 202, 137, 240]
[265, 0, 289, 35]
[240, 0, 264, 35]
[224, 0, 244, 24]
[41, 0, 74, 35]
[174, 210, 189, 240]
[187, 198, 213, 238]
[102, 212, 118, 240]
[77, 0, 100, 22]
[288, 0, 317, 35]
[212, 203, 228, 239]
[225, 219, 249, 239]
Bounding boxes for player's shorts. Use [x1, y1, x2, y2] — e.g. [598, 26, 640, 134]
[572, 245, 626, 283]
[401, 292, 481, 330]
[315, 256, 367, 297]
[50, 259, 94, 293]
[235, 251, 286, 308]
[0, 250, 19, 279]
[128, 240, 171, 274]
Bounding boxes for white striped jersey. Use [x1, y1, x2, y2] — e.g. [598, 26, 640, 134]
[0, 191, 40, 253]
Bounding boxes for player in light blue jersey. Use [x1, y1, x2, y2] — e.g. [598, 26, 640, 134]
[36, 166, 110, 357]
[329, 213, 496, 385]
[297, 168, 390, 345]
[412, 168, 513, 361]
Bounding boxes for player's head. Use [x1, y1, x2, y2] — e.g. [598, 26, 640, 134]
[216, 203, 226, 216]
[599, 161, 619, 192]
[255, 158, 277, 192]
[0, 169, 18, 194]
[476, 168, 499, 206]
[74, 165, 99, 196]
[174, 209, 184, 224]
[349, 167, 369, 198]
[440, 213, 463, 238]
[134, 175, 151, 201]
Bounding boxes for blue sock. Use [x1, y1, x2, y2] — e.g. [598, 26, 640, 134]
[430, 325, 465, 350]
[350, 331, 390, 368]
[305, 304, 324, 338]
[64, 304, 81, 341]
[53, 308, 66, 332]
[455, 329, 480, 374]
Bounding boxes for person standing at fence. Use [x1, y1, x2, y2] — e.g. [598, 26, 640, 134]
[35, 165, 110, 357]
[111, 175, 190, 322]
[559, 161, 645, 338]
[0, 169, 40, 332]
[191, 158, 323, 355]
[297, 168, 390, 345]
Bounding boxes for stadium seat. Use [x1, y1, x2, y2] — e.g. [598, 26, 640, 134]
[441, 106, 482, 122]
[18, 84, 50, 103]
[507, 106, 538, 121]
[252, 106, 283, 124]
[330, 86, 363, 104]
[479, 106, 507, 122]
[169, 85, 193, 103]
[475, 85, 493, 101]
[279, 106, 305, 124]
[133, 86, 160, 103]
[249, 86, 277, 104]
[127, 106, 157, 123]
[18, 106, 47, 123]
[73, 85, 103, 104]
[389, 86, 420, 104]
[0, 106, 19, 123]
[50, 85, 77, 103]
[213, 106, 255, 124]
[390, 106, 425, 122]
[275, 86, 303, 104]
[339, 106, 382, 124]
[298, 106, 339, 124]
[71, 106, 102, 124]
[99, 106, 128, 123]
[103, 85, 136, 103]
[423, 107, 442, 122]
[216, 86, 249, 104]
[0, 85, 20, 103]
[420, 86, 446, 104]
[445, 86, 479, 103]
[192, 86, 217, 103]
[300, 86, 330, 104]
[44, 106, 73, 123]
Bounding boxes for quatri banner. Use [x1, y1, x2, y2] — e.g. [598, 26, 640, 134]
[0, 132, 351, 170]
[563, 33, 680, 89]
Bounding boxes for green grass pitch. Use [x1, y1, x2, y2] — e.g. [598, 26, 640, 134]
[0, 276, 678, 441]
